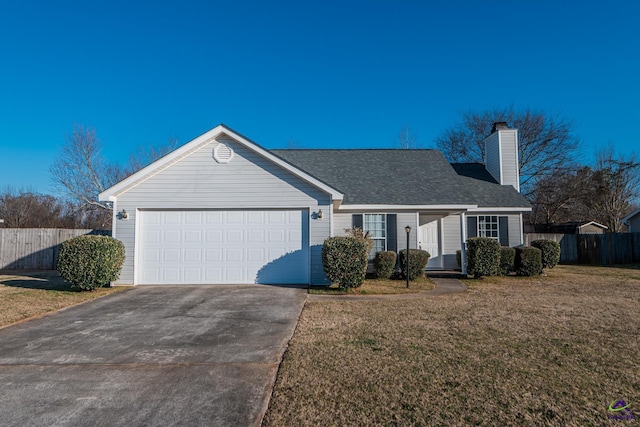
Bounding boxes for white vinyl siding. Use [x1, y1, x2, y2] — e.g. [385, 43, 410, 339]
[333, 213, 353, 236]
[442, 214, 463, 269]
[113, 136, 331, 285]
[500, 130, 520, 191]
[395, 212, 418, 251]
[485, 132, 501, 185]
[485, 129, 519, 191]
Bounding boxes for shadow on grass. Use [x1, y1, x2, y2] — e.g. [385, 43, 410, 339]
[0, 271, 79, 291]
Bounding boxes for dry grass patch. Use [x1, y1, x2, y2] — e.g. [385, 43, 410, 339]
[310, 276, 435, 295]
[264, 265, 640, 426]
[0, 271, 125, 328]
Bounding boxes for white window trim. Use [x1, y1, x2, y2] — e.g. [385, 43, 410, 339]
[363, 213, 387, 258]
[477, 215, 500, 241]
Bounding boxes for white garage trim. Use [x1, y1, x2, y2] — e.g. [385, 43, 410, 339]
[136, 209, 310, 285]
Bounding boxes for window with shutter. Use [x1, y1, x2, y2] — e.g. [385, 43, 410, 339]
[352, 213, 397, 259]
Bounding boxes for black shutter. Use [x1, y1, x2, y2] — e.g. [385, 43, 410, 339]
[467, 216, 477, 238]
[499, 216, 509, 246]
[386, 214, 397, 252]
[352, 214, 363, 229]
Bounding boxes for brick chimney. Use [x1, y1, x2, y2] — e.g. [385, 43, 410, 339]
[484, 122, 520, 192]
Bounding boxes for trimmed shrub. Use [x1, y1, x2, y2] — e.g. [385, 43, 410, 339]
[514, 246, 542, 276]
[398, 249, 430, 280]
[57, 235, 125, 291]
[466, 237, 500, 278]
[500, 246, 516, 275]
[373, 251, 397, 279]
[531, 239, 561, 270]
[322, 236, 369, 289]
[344, 227, 374, 255]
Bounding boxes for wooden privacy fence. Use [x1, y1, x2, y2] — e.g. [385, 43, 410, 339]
[0, 229, 110, 270]
[524, 232, 640, 265]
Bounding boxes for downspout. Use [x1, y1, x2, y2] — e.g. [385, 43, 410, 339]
[460, 212, 467, 275]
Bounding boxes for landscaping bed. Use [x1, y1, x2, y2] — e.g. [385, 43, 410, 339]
[309, 276, 435, 295]
[264, 265, 640, 426]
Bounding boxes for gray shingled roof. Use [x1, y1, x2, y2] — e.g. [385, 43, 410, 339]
[271, 149, 530, 208]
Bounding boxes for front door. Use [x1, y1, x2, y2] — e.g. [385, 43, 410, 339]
[419, 219, 442, 269]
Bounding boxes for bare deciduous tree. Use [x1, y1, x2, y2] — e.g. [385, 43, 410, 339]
[0, 189, 76, 228]
[394, 125, 419, 149]
[585, 147, 640, 232]
[50, 125, 179, 219]
[529, 167, 592, 227]
[435, 107, 579, 196]
[123, 137, 179, 177]
[50, 124, 120, 210]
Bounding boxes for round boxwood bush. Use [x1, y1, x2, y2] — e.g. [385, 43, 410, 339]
[57, 235, 125, 291]
[373, 251, 397, 279]
[531, 239, 561, 270]
[466, 237, 500, 278]
[500, 246, 516, 275]
[322, 236, 369, 289]
[514, 246, 542, 276]
[398, 249, 430, 280]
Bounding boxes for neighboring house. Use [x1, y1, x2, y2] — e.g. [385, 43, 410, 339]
[536, 221, 608, 234]
[622, 209, 640, 232]
[99, 123, 530, 286]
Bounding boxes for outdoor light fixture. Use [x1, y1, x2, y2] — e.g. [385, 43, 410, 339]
[317, 209, 323, 219]
[120, 209, 128, 220]
[405, 226, 411, 288]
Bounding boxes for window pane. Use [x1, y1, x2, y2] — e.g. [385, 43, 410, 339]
[477, 216, 499, 241]
[364, 214, 387, 259]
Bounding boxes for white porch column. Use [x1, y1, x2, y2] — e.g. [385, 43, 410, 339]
[460, 211, 467, 275]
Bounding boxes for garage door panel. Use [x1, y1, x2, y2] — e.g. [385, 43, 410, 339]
[246, 211, 264, 224]
[139, 210, 308, 285]
[225, 268, 244, 282]
[162, 268, 180, 282]
[164, 230, 181, 244]
[184, 249, 202, 263]
[226, 230, 243, 244]
[163, 249, 181, 263]
[205, 248, 223, 262]
[184, 268, 202, 282]
[226, 212, 243, 224]
[184, 211, 202, 224]
[164, 212, 181, 224]
[247, 230, 264, 243]
[183, 230, 201, 243]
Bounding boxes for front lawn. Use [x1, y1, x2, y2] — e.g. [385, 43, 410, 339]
[0, 271, 126, 328]
[264, 265, 640, 426]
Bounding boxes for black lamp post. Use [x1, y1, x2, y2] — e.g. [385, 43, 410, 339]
[405, 225, 411, 288]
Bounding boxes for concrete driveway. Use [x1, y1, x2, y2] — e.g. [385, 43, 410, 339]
[0, 285, 307, 427]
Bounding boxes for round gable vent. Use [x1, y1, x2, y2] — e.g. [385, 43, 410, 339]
[213, 142, 234, 164]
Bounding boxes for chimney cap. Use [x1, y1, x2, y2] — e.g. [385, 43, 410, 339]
[491, 122, 509, 132]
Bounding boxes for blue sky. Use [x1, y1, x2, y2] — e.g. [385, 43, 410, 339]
[1, 0, 639, 195]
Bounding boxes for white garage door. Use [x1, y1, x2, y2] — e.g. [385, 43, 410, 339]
[138, 210, 309, 285]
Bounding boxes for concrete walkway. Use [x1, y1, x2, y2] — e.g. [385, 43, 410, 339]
[307, 272, 467, 301]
